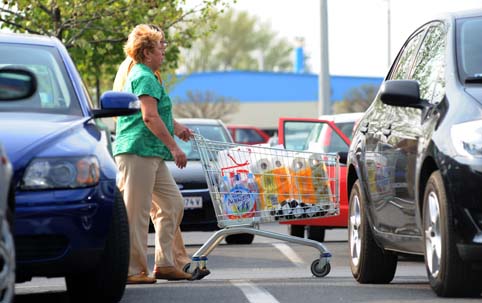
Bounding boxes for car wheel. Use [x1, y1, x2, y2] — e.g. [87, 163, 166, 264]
[307, 226, 325, 242]
[288, 225, 305, 238]
[349, 180, 397, 283]
[0, 207, 15, 303]
[225, 233, 254, 245]
[66, 189, 130, 302]
[423, 170, 482, 297]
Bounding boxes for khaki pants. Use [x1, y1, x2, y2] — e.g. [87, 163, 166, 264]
[116, 154, 191, 276]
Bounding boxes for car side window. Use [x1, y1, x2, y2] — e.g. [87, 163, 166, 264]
[411, 23, 446, 103]
[390, 29, 425, 80]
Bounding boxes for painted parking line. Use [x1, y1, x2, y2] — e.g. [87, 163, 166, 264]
[231, 280, 279, 303]
[272, 243, 305, 267]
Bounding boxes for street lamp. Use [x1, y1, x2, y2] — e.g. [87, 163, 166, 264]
[386, 0, 392, 68]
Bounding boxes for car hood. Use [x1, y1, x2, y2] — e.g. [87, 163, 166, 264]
[465, 87, 482, 106]
[0, 113, 88, 166]
[166, 160, 208, 189]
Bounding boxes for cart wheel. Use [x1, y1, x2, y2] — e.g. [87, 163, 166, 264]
[311, 259, 331, 278]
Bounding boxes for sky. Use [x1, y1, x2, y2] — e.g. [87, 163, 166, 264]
[230, 0, 482, 77]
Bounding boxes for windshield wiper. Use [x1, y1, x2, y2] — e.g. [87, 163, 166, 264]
[465, 74, 482, 83]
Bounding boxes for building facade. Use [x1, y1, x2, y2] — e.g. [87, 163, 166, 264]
[169, 71, 383, 130]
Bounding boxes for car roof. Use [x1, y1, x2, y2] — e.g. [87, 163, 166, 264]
[450, 9, 482, 19]
[227, 125, 263, 129]
[0, 32, 59, 47]
[176, 118, 224, 125]
[318, 112, 364, 123]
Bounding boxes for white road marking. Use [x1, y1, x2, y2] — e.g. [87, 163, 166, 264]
[231, 280, 280, 303]
[272, 243, 305, 267]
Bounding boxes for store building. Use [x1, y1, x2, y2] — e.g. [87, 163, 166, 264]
[169, 71, 383, 130]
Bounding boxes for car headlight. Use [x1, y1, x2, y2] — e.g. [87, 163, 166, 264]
[451, 120, 482, 158]
[22, 156, 100, 190]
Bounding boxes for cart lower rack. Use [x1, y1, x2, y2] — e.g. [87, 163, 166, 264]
[188, 133, 340, 277]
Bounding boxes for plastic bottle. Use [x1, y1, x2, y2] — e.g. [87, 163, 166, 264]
[219, 175, 232, 216]
[228, 173, 254, 218]
[247, 173, 262, 216]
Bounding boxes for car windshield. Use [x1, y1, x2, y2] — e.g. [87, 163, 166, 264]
[456, 16, 482, 82]
[175, 123, 231, 160]
[0, 43, 82, 115]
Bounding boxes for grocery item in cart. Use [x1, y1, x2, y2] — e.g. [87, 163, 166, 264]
[220, 173, 257, 219]
[271, 155, 294, 202]
[291, 156, 316, 203]
[309, 154, 333, 202]
[252, 158, 277, 211]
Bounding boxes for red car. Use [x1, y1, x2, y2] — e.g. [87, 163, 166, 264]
[277, 113, 363, 242]
[227, 125, 270, 145]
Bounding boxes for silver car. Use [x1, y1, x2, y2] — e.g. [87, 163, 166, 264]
[0, 67, 36, 302]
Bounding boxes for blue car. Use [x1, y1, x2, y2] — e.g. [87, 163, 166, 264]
[0, 33, 138, 302]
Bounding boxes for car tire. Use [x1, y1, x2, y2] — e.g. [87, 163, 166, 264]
[423, 170, 482, 297]
[348, 180, 397, 283]
[288, 225, 305, 238]
[0, 207, 15, 303]
[225, 233, 254, 245]
[307, 226, 326, 242]
[65, 189, 129, 303]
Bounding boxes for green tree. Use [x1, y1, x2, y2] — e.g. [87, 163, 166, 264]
[182, 8, 294, 72]
[173, 90, 239, 121]
[332, 84, 379, 114]
[0, 0, 230, 103]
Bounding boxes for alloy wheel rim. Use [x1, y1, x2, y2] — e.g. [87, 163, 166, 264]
[349, 194, 361, 267]
[424, 191, 442, 278]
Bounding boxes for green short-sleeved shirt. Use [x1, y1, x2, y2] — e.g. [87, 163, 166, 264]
[113, 63, 174, 160]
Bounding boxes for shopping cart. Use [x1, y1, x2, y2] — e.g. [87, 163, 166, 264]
[187, 133, 340, 277]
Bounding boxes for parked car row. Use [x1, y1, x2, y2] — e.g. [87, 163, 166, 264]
[2, 7, 482, 301]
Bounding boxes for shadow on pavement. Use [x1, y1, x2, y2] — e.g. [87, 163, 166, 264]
[15, 291, 69, 303]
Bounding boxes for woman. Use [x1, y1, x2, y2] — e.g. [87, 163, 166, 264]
[114, 24, 202, 284]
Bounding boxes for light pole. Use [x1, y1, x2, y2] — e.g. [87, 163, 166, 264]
[318, 0, 330, 116]
[386, 0, 391, 68]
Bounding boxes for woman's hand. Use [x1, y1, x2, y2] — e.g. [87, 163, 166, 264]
[170, 146, 187, 169]
[174, 120, 193, 142]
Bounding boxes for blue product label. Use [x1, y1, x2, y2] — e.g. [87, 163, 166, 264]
[224, 185, 255, 218]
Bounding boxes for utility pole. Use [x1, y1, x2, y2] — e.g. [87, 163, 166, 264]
[318, 0, 330, 116]
[386, 0, 391, 68]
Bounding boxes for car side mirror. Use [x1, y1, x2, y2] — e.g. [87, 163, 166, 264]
[380, 80, 430, 109]
[0, 68, 37, 101]
[91, 91, 140, 118]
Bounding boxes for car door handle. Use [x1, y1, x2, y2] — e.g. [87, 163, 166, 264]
[359, 121, 369, 134]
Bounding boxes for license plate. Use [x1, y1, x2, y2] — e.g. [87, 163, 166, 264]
[184, 196, 202, 209]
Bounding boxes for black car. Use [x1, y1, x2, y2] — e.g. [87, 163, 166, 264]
[168, 118, 255, 244]
[346, 10, 482, 297]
